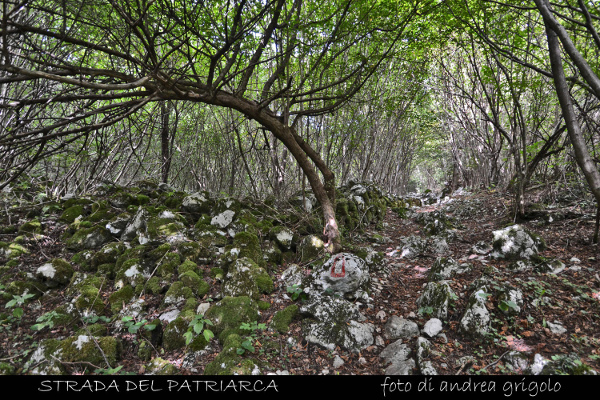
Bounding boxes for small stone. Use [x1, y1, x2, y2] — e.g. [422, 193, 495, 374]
[423, 318, 443, 337]
[333, 355, 345, 368]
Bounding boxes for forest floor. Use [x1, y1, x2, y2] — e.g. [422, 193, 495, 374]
[1, 188, 600, 376]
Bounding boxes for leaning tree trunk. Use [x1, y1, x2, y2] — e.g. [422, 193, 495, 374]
[541, 15, 600, 206]
[209, 92, 343, 253]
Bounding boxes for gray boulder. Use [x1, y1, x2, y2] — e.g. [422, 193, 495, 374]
[379, 339, 415, 375]
[121, 206, 148, 242]
[459, 287, 491, 338]
[490, 225, 545, 260]
[416, 281, 455, 319]
[300, 294, 374, 353]
[305, 252, 370, 300]
[427, 257, 470, 282]
[384, 316, 420, 340]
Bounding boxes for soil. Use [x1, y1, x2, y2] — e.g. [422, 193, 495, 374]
[1, 188, 599, 376]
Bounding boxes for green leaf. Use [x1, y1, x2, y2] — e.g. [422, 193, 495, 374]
[203, 329, 214, 342]
[193, 322, 204, 334]
[183, 331, 193, 346]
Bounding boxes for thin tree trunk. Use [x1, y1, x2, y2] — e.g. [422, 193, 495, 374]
[541, 13, 600, 204]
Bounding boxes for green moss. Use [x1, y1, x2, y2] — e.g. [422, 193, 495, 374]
[147, 243, 172, 262]
[255, 273, 274, 294]
[144, 276, 163, 295]
[157, 252, 181, 278]
[204, 333, 261, 375]
[136, 194, 150, 205]
[115, 245, 147, 269]
[109, 285, 135, 313]
[204, 296, 259, 342]
[0, 362, 15, 374]
[272, 304, 299, 333]
[182, 297, 198, 313]
[161, 191, 187, 209]
[38, 258, 74, 286]
[178, 259, 199, 275]
[145, 357, 178, 374]
[163, 281, 194, 306]
[18, 220, 42, 235]
[137, 341, 153, 361]
[0, 242, 29, 259]
[232, 231, 263, 265]
[255, 219, 273, 235]
[66, 226, 112, 250]
[75, 285, 106, 314]
[5, 280, 45, 300]
[76, 323, 108, 337]
[60, 205, 86, 223]
[179, 270, 204, 294]
[114, 258, 145, 288]
[257, 300, 271, 311]
[90, 242, 126, 270]
[59, 336, 121, 368]
[163, 316, 190, 351]
[70, 250, 95, 271]
[210, 267, 225, 281]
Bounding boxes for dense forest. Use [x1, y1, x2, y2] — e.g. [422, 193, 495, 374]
[1, 0, 599, 380]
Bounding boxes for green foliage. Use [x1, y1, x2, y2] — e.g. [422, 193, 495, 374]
[497, 300, 519, 314]
[236, 321, 267, 355]
[286, 284, 306, 302]
[183, 314, 215, 346]
[121, 316, 157, 334]
[31, 311, 61, 331]
[5, 293, 35, 319]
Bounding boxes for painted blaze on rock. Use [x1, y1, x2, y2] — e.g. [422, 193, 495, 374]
[312, 252, 370, 299]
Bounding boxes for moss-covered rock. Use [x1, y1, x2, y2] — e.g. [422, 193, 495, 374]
[269, 225, 296, 252]
[145, 357, 178, 375]
[59, 335, 121, 368]
[490, 224, 546, 261]
[156, 252, 181, 279]
[210, 267, 225, 281]
[114, 258, 148, 289]
[18, 219, 42, 235]
[0, 241, 29, 259]
[74, 284, 106, 314]
[163, 316, 191, 351]
[297, 235, 325, 263]
[89, 242, 126, 271]
[416, 281, 455, 320]
[109, 285, 135, 313]
[232, 231, 263, 265]
[60, 204, 86, 223]
[66, 226, 113, 250]
[179, 270, 210, 296]
[163, 281, 194, 306]
[262, 240, 282, 265]
[146, 213, 186, 242]
[223, 257, 274, 300]
[204, 333, 261, 375]
[204, 296, 260, 342]
[4, 279, 45, 300]
[178, 259, 199, 275]
[35, 258, 74, 287]
[272, 304, 299, 333]
[181, 191, 214, 215]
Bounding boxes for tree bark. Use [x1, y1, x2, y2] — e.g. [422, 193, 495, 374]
[200, 91, 342, 253]
[539, 7, 600, 204]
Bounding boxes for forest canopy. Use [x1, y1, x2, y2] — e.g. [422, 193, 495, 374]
[1, 0, 600, 248]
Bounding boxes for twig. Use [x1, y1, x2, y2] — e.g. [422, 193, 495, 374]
[479, 350, 511, 372]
